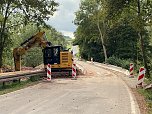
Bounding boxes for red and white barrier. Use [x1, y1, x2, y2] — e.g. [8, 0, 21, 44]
[72, 63, 76, 78]
[137, 67, 145, 87]
[47, 64, 51, 81]
[129, 63, 134, 77]
[91, 57, 93, 64]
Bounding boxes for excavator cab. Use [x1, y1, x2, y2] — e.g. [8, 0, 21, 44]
[43, 46, 61, 65]
[43, 46, 73, 72]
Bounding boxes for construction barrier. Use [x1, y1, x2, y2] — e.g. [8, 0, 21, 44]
[136, 67, 145, 87]
[47, 64, 51, 81]
[129, 63, 134, 78]
[91, 57, 93, 64]
[72, 63, 76, 78]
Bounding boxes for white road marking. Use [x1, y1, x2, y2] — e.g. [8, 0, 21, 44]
[92, 61, 140, 114]
[122, 79, 140, 114]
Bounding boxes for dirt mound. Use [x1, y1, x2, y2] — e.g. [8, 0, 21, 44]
[35, 64, 44, 69]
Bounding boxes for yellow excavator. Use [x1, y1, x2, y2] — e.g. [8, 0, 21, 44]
[13, 31, 73, 73]
[13, 31, 50, 71]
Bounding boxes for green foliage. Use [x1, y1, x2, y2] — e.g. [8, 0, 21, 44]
[75, 0, 109, 62]
[0, 0, 58, 68]
[74, 17, 104, 62]
[107, 56, 131, 69]
[0, 79, 40, 95]
[138, 89, 152, 114]
[107, 24, 139, 60]
[106, 0, 131, 20]
[2, 32, 14, 66]
[1, 21, 69, 68]
[18, 24, 68, 68]
[30, 75, 41, 82]
[74, 0, 152, 79]
[43, 26, 67, 46]
[0, 0, 58, 25]
[22, 47, 43, 68]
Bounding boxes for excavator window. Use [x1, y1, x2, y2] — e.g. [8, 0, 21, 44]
[43, 46, 61, 65]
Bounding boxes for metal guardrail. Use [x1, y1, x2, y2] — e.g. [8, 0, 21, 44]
[0, 70, 46, 83]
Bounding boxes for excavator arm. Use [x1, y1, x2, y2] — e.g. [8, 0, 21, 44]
[13, 31, 51, 71]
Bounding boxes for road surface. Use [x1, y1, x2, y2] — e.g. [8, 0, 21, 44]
[0, 61, 140, 114]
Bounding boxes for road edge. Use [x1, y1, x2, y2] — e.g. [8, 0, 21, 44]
[81, 61, 141, 114]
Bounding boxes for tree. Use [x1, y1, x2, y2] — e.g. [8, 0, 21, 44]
[15, 24, 68, 68]
[8, 23, 67, 67]
[0, 0, 58, 70]
[74, 23, 104, 62]
[136, 0, 152, 77]
[106, 0, 152, 77]
[74, 0, 152, 79]
[92, 0, 108, 63]
[74, 0, 108, 62]
[23, 47, 43, 68]
[107, 24, 139, 61]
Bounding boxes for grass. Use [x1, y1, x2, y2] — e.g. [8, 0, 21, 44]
[145, 78, 152, 84]
[0, 75, 41, 95]
[138, 89, 152, 114]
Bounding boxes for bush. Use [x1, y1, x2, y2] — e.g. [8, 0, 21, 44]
[22, 47, 43, 67]
[107, 56, 131, 69]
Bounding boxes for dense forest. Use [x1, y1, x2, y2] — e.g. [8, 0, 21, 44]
[74, 0, 152, 79]
[0, 0, 71, 70]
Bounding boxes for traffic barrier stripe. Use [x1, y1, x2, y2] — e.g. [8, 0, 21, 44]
[72, 68, 76, 72]
[138, 74, 144, 80]
[130, 67, 133, 71]
[72, 63, 76, 78]
[137, 67, 145, 87]
[47, 64, 51, 81]
[129, 63, 134, 77]
[47, 70, 51, 75]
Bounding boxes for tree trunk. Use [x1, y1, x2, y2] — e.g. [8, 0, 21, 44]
[0, 1, 10, 68]
[138, 32, 150, 77]
[137, 0, 150, 77]
[97, 21, 108, 63]
[0, 48, 3, 73]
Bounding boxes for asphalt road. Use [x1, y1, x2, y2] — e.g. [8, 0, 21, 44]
[0, 61, 140, 114]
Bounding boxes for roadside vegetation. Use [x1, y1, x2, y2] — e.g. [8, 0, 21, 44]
[0, 0, 72, 71]
[0, 76, 41, 95]
[138, 89, 152, 114]
[74, 0, 152, 113]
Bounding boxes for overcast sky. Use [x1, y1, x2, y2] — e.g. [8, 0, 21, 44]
[46, 0, 81, 38]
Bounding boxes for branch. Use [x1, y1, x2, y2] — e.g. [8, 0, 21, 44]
[21, 7, 30, 20]
[7, 5, 19, 17]
[0, 1, 11, 47]
[129, 5, 138, 12]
